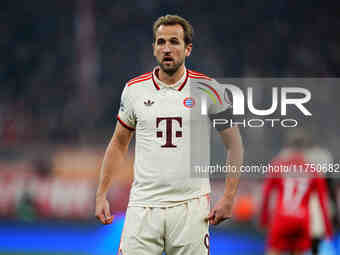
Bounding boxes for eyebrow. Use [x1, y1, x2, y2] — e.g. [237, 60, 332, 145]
[157, 36, 180, 41]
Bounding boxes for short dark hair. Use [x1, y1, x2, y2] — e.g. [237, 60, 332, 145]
[153, 15, 194, 45]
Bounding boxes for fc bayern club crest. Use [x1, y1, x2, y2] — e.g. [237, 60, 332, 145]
[183, 97, 195, 108]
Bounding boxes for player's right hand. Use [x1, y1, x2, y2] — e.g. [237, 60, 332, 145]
[95, 196, 114, 224]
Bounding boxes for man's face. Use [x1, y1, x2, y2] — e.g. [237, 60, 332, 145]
[153, 24, 192, 75]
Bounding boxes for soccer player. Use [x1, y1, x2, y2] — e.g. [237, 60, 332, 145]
[260, 130, 333, 255]
[95, 15, 244, 254]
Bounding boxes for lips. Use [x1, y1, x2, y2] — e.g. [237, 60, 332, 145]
[163, 56, 173, 62]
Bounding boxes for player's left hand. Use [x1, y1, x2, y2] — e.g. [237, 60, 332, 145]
[95, 196, 114, 225]
[206, 196, 233, 225]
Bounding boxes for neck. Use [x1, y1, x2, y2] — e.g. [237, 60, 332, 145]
[158, 64, 185, 85]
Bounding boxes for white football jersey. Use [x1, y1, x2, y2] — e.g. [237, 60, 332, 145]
[118, 67, 231, 207]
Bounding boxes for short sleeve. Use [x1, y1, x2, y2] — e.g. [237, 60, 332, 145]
[208, 79, 232, 115]
[117, 85, 136, 131]
[207, 80, 233, 131]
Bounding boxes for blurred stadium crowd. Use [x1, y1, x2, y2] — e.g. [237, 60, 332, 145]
[1, 1, 340, 149]
[0, 0, 340, 246]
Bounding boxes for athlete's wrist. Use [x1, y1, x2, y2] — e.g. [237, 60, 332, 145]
[95, 192, 107, 201]
[222, 192, 236, 201]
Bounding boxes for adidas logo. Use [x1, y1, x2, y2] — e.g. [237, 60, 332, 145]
[144, 100, 154, 106]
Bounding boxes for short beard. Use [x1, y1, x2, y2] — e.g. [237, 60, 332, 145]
[158, 60, 183, 76]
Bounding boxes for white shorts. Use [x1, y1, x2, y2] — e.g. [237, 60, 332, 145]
[118, 195, 210, 255]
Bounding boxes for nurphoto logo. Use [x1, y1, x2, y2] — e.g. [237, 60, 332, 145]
[200, 82, 312, 128]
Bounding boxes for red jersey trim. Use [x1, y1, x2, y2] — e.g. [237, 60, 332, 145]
[152, 69, 189, 91]
[188, 74, 212, 81]
[127, 75, 152, 87]
[117, 116, 135, 131]
[188, 70, 212, 81]
[177, 69, 189, 91]
[151, 73, 160, 90]
[188, 70, 212, 78]
[189, 70, 206, 76]
[127, 72, 152, 83]
[197, 82, 223, 104]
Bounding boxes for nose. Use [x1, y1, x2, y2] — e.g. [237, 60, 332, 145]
[162, 42, 171, 53]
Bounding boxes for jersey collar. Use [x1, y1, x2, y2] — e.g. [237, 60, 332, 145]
[152, 66, 189, 91]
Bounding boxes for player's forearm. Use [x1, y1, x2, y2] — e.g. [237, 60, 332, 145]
[223, 141, 243, 200]
[96, 139, 129, 199]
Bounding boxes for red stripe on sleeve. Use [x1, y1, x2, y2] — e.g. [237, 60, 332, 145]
[127, 75, 152, 87]
[188, 74, 212, 81]
[117, 116, 135, 131]
[127, 72, 152, 83]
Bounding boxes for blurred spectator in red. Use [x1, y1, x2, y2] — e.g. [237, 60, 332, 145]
[260, 129, 334, 255]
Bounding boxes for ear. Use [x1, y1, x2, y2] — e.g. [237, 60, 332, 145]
[185, 43, 192, 57]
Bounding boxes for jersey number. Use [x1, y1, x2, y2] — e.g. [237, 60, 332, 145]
[282, 178, 309, 212]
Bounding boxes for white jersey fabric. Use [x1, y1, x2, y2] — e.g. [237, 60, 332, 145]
[117, 66, 230, 207]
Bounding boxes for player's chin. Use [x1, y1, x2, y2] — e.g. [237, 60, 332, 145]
[160, 63, 177, 74]
[161, 64, 177, 73]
